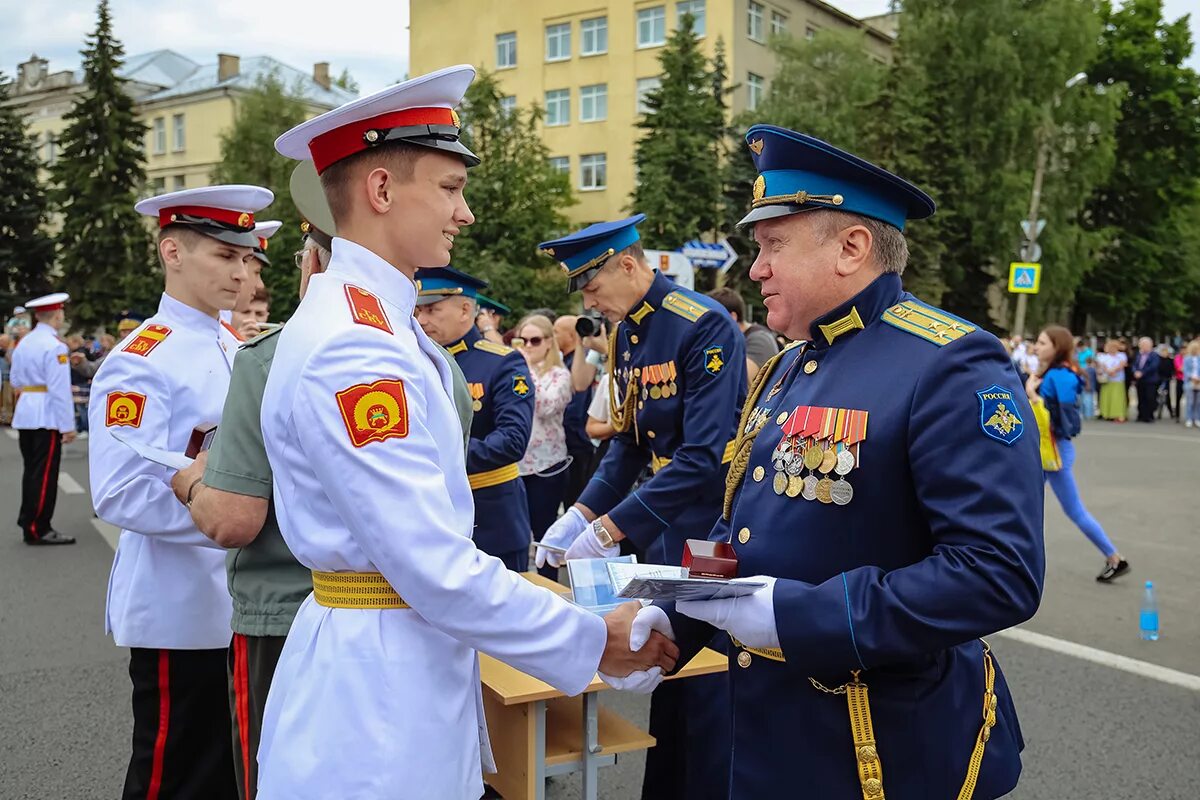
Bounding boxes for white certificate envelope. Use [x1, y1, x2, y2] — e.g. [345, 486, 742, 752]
[109, 430, 194, 472]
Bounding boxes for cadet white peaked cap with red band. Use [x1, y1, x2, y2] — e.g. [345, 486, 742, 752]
[274, 64, 479, 172]
[251, 219, 284, 266]
[25, 293, 70, 312]
[135, 185, 276, 249]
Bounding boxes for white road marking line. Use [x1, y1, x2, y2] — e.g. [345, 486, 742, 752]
[995, 627, 1200, 692]
[90, 519, 120, 550]
[58, 471, 85, 495]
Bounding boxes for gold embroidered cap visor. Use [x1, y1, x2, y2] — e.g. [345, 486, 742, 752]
[738, 124, 935, 229]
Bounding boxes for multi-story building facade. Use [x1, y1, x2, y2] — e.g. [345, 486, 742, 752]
[411, 0, 893, 224]
[5, 50, 354, 195]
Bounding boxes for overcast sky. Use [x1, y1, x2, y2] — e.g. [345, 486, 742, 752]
[1, 0, 1195, 96]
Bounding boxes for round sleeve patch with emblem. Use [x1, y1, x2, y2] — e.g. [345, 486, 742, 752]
[106, 392, 147, 428]
[336, 379, 409, 447]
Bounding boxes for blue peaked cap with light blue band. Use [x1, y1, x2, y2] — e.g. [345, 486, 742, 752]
[538, 214, 646, 293]
[739, 125, 935, 230]
[413, 266, 489, 306]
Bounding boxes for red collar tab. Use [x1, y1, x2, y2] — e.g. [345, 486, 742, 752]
[159, 205, 255, 230]
[308, 107, 459, 174]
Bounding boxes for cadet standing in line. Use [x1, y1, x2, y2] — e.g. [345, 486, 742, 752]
[536, 215, 747, 800]
[414, 267, 536, 571]
[170, 161, 479, 800]
[89, 185, 274, 800]
[11, 292, 77, 545]
[258, 66, 676, 799]
[664, 125, 1045, 800]
[228, 220, 282, 341]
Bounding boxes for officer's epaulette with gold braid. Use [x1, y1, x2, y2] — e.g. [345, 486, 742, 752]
[661, 291, 709, 323]
[881, 300, 976, 346]
[243, 325, 283, 348]
[473, 339, 515, 356]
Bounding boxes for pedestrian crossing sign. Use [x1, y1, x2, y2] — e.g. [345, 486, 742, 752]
[1008, 262, 1041, 294]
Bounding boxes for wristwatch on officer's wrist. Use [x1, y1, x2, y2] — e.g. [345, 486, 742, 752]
[592, 518, 615, 548]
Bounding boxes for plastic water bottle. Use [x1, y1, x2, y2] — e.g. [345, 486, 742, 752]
[1139, 581, 1159, 641]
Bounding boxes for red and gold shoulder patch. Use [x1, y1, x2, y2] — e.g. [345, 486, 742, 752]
[57, 353, 68, 364]
[106, 391, 147, 428]
[336, 379, 408, 448]
[122, 324, 172, 357]
[344, 285, 393, 335]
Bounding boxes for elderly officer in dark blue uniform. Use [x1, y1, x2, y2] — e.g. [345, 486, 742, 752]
[536, 215, 747, 800]
[660, 125, 1045, 800]
[414, 268, 535, 571]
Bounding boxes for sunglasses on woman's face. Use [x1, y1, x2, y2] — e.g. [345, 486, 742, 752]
[514, 336, 546, 348]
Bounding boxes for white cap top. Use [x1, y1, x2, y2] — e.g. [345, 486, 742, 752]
[25, 292, 70, 310]
[254, 220, 284, 240]
[134, 184, 275, 220]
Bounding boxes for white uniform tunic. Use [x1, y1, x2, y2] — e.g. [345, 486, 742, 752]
[257, 238, 607, 800]
[10, 322, 74, 433]
[88, 293, 240, 649]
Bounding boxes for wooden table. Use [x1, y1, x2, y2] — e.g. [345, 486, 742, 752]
[479, 573, 728, 800]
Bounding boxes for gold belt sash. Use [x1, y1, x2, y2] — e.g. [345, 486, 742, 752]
[731, 638, 997, 800]
[650, 440, 737, 474]
[310, 571, 410, 609]
[468, 462, 520, 490]
[18, 385, 48, 393]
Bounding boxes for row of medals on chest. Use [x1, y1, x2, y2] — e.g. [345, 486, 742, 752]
[617, 360, 678, 401]
[746, 404, 868, 506]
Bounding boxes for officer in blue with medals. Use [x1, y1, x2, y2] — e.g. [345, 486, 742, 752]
[414, 267, 536, 571]
[535, 214, 747, 800]
[657, 125, 1045, 800]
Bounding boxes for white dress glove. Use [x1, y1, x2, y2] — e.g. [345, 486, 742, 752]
[535, 506, 589, 568]
[677, 576, 780, 650]
[600, 605, 675, 693]
[564, 521, 620, 562]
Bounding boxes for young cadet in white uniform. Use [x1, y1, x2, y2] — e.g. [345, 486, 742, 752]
[88, 185, 274, 800]
[259, 66, 678, 799]
[11, 292, 77, 545]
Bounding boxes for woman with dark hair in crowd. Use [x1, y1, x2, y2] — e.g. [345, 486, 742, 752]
[1028, 325, 1130, 582]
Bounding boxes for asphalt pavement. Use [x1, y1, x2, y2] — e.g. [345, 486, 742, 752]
[0, 419, 1196, 799]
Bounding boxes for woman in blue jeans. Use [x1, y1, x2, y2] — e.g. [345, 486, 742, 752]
[1028, 325, 1130, 582]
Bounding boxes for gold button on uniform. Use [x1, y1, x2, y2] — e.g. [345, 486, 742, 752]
[736, 651, 752, 668]
[647, 430, 656, 439]
[858, 745, 877, 763]
[803, 360, 819, 374]
[776, 412, 788, 425]
[631, 335, 639, 344]
[737, 527, 751, 544]
[864, 778, 882, 797]
[752, 465, 765, 482]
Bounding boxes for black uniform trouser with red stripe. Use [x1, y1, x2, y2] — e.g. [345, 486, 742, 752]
[124, 648, 238, 800]
[17, 428, 60, 540]
[227, 634, 287, 800]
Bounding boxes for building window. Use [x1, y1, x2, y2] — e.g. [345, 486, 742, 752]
[44, 134, 58, 166]
[172, 113, 185, 152]
[637, 6, 667, 48]
[548, 156, 570, 175]
[546, 23, 571, 62]
[173, 175, 186, 191]
[496, 32, 517, 69]
[579, 153, 607, 190]
[581, 17, 608, 55]
[151, 176, 166, 194]
[545, 89, 570, 126]
[747, 72, 764, 111]
[580, 83, 607, 122]
[771, 11, 787, 36]
[152, 117, 166, 154]
[500, 95, 516, 116]
[805, 26, 817, 40]
[636, 77, 661, 114]
[747, 1, 765, 42]
[677, 0, 706, 35]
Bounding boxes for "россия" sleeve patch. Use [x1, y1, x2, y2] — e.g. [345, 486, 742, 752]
[106, 391, 147, 428]
[336, 379, 409, 447]
[977, 384, 1023, 445]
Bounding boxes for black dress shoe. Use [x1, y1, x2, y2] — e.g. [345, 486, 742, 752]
[24, 530, 76, 546]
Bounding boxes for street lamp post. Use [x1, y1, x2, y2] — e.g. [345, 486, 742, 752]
[1012, 71, 1088, 338]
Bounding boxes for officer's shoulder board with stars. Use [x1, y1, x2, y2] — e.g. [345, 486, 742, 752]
[474, 339, 515, 356]
[881, 299, 975, 346]
[662, 291, 709, 323]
